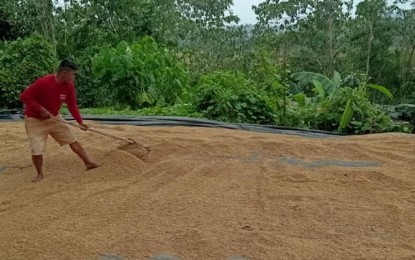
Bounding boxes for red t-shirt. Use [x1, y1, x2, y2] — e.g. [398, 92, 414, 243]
[20, 74, 83, 124]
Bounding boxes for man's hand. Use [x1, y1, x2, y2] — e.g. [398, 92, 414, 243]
[39, 107, 53, 119]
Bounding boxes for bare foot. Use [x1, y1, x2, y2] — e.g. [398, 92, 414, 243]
[85, 162, 100, 171]
[31, 174, 44, 183]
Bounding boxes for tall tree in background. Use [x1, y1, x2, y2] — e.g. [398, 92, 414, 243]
[351, 0, 415, 99]
[355, 0, 388, 83]
[49, 0, 240, 106]
[1, 0, 413, 107]
[0, 0, 55, 46]
[36, 0, 56, 47]
[395, 6, 415, 99]
[53, 0, 237, 49]
[253, 0, 354, 75]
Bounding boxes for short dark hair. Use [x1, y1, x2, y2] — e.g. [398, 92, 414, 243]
[58, 59, 78, 72]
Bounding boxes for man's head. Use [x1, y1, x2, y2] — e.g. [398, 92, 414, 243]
[56, 59, 78, 83]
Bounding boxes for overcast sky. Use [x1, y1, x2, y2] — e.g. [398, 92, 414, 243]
[232, 0, 263, 24]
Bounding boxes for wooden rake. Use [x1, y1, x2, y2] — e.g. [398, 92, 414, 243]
[51, 116, 151, 151]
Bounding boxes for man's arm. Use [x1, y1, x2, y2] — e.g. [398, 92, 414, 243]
[66, 83, 84, 125]
[20, 78, 52, 118]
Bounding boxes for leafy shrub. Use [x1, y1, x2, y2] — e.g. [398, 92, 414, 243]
[290, 71, 395, 133]
[251, 49, 290, 125]
[321, 86, 394, 133]
[70, 45, 107, 108]
[194, 71, 276, 124]
[285, 94, 325, 129]
[0, 35, 56, 108]
[92, 36, 189, 109]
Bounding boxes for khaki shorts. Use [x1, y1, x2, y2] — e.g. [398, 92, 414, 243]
[24, 115, 77, 155]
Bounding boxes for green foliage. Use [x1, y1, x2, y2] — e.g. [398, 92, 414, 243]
[0, 0, 413, 134]
[254, 0, 414, 104]
[254, 0, 354, 75]
[92, 36, 189, 109]
[194, 71, 276, 124]
[62, 103, 202, 118]
[71, 45, 107, 108]
[290, 71, 395, 133]
[292, 71, 343, 95]
[0, 35, 56, 108]
[330, 86, 394, 133]
[251, 49, 290, 125]
[335, 83, 393, 133]
[178, 25, 254, 80]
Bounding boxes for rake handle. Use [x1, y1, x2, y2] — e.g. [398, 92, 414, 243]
[52, 117, 139, 145]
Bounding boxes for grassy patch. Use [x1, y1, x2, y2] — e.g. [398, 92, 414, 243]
[62, 104, 204, 118]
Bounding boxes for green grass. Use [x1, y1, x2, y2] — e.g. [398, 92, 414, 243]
[61, 104, 204, 118]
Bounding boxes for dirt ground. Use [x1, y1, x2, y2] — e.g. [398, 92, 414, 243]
[0, 120, 414, 260]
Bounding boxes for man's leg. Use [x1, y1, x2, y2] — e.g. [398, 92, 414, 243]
[31, 155, 44, 182]
[50, 118, 99, 171]
[69, 141, 99, 170]
[25, 117, 48, 183]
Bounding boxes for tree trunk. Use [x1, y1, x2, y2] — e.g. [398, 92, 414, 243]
[34, 0, 56, 50]
[326, 0, 335, 75]
[365, 18, 374, 83]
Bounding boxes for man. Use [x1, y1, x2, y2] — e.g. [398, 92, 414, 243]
[20, 59, 99, 182]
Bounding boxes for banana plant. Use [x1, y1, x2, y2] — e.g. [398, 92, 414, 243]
[292, 71, 394, 132]
[292, 71, 343, 95]
[338, 83, 393, 132]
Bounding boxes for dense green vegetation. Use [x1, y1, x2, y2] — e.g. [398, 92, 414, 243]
[1, 0, 414, 133]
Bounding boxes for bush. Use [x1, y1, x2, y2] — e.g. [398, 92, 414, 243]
[71, 45, 105, 108]
[0, 35, 56, 108]
[92, 36, 189, 109]
[290, 71, 396, 134]
[194, 71, 276, 124]
[321, 86, 395, 133]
